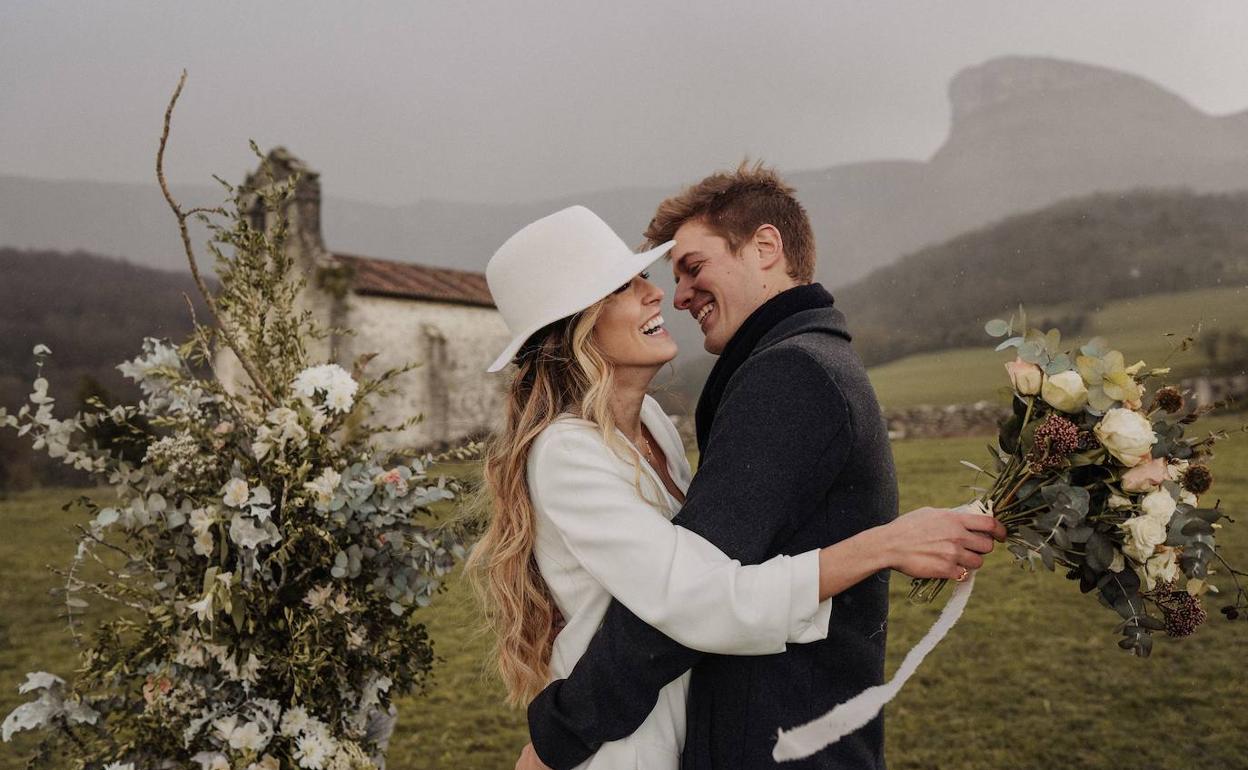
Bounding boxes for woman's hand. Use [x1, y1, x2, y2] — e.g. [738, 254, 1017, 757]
[516, 743, 553, 770]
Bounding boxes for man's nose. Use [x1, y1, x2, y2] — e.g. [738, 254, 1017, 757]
[673, 280, 693, 310]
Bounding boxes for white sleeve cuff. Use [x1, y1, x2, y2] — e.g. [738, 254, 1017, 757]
[787, 549, 833, 644]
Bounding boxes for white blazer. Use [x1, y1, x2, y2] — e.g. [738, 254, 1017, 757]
[529, 395, 833, 769]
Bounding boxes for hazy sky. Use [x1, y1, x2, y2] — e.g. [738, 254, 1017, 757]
[3, 1, 1247, 204]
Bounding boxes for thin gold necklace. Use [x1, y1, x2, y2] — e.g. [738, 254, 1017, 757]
[635, 428, 657, 463]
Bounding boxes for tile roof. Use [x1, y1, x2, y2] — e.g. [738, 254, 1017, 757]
[332, 253, 495, 308]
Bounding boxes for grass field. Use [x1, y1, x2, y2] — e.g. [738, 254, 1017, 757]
[867, 284, 1248, 410]
[3, 414, 1246, 769]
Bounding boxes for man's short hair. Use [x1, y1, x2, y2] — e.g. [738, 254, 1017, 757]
[644, 160, 816, 284]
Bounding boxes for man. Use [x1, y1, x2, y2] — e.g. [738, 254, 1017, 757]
[518, 163, 1005, 769]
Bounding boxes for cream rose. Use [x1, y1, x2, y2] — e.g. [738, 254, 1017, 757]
[1094, 408, 1156, 467]
[1041, 370, 1088, 413]
[1139, 489, 1177, 524]
[1121, 457, 1168, 493]
[1005, 357, 1043, 396]
[1122, 513, 1167, 563]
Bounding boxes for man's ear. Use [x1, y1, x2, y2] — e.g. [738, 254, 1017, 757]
[752, 224, 785, 271]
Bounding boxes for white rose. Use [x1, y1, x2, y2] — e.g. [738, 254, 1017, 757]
[1139, 489, 1177, 525]
[1121, 514, 1167, 563]
[222, 478, 250, 508]
[1094, 408, 1157, 467]
[1041, 370, 1088, 413]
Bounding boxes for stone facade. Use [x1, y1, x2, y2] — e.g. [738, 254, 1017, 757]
[216, 149, 510, 450]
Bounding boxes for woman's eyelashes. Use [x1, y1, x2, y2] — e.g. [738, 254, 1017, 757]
[611, 271, 650, 295]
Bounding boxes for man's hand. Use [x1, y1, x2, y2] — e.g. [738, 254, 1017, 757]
[881, 504, 1007, 580]
[516, 743, 553, 770]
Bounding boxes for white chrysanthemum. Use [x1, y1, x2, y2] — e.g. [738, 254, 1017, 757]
[293, 364, 358, 415]
[295, 729, 336, 769]
[304, 584, 334, 611]
[280, 705, 312, 737]
[222, 478, 250, 508]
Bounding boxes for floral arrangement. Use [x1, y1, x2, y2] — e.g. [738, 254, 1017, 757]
[910, 307, 1247, 656]
[0, 74, 475, 768]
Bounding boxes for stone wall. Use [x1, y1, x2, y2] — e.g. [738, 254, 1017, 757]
[883, 401, 1010, 440]
[341, 294, 510, 450]
[1180, 374, 1248, 409]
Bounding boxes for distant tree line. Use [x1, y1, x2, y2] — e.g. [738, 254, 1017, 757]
[837, 188, 1248, 367]
[0, 248, 210, 493]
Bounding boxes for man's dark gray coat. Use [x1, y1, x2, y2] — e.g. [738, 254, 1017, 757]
[528, 300, 899, 769]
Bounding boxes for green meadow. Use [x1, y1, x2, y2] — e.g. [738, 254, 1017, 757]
[868, 284, 1248, 410]
[3, 414, 1246, 769]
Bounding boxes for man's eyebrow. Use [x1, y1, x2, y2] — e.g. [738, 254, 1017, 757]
[673, 250, 702, 271]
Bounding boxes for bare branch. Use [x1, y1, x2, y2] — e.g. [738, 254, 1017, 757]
[156, 70, 277, 406]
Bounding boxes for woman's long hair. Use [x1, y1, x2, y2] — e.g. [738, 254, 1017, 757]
[467, 298, 652, 706]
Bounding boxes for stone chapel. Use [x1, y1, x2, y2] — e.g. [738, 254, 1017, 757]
[216, 149, 510, 450]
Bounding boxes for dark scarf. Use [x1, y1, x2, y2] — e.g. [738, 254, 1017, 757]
[694, 283, 836, 453]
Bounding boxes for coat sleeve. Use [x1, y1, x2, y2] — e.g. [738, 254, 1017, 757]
[529, 347, 855, 769]
[530, 425, 831, 655]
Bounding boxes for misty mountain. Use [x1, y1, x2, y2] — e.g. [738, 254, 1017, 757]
[4, 56, 1247, 291]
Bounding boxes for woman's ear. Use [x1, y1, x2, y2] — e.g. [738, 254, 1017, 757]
[752, 224, 785, 271]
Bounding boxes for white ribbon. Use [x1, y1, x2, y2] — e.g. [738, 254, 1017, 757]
[770, 492, 997, 766]
[772, 572, 975, 762]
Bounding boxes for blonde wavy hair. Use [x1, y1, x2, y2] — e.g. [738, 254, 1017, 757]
[467, 297, 657, 706]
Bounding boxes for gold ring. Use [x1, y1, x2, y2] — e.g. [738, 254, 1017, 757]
[955, 567, 970, 583]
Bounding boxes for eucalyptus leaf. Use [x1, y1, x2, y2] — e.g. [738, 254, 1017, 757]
[985, 319, 1010, 338]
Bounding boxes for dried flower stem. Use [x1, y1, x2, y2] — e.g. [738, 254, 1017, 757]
[155, 70, 277, 406]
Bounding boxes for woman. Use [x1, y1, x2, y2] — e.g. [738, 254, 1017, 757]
[467, 205, 856, 769]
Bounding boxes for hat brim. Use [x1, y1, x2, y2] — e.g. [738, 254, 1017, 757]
[486, 239, 676, 372]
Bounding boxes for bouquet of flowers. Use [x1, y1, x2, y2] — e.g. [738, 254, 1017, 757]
[909, 308, 1247, 656]
[0, 74, 474, 769]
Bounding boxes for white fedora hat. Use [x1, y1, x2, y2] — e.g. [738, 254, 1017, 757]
[485, 205, 674, 372]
